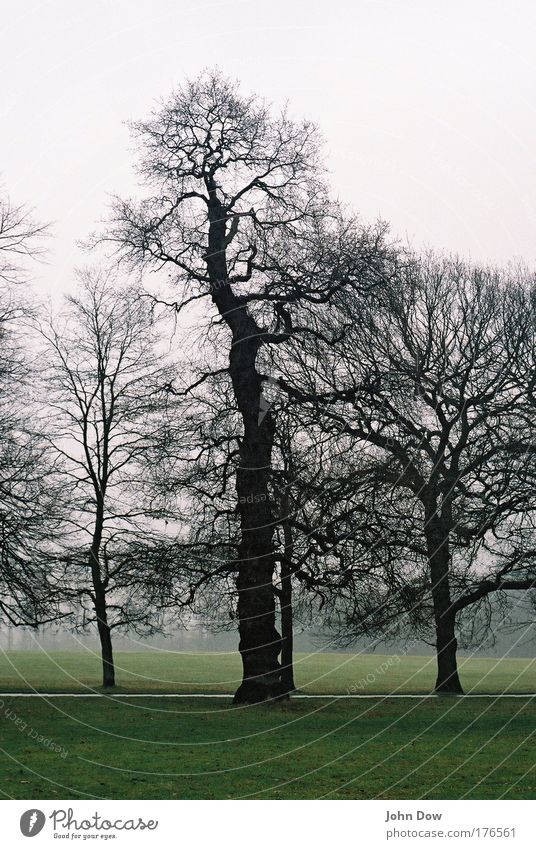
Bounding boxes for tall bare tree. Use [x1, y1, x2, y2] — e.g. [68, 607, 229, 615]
[40, 272, 178, 687]
[102, 70, 393, 701]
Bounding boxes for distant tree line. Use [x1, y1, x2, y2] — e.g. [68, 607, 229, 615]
[1, 71, 536, 701]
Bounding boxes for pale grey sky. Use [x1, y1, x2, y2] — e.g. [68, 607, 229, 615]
[1, 0, 535, 292]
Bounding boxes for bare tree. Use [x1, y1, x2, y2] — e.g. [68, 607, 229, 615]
[0, 419, 63, 628]
[40, 271, 178, 687]
[101, 70, 394, 701]
[279, 255, 536, 693]
[0, 192, 47, 286]
[0, 189, 59, 628]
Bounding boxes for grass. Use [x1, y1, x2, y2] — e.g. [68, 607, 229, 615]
[1, 650, 535, 799]
[0, 649, 535, 695]
[0, 696, 535, 799]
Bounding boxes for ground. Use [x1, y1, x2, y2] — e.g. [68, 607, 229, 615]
[0, 651, 535, 799]
[1, 649, 535, 695]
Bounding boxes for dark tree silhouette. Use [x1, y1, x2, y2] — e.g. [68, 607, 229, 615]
[0, 192, 47, 285]
[0, 189, 57, 628]
[102, 70, 393, 701]
[279, 255, 536, 693]
[40, 271, 178, 687]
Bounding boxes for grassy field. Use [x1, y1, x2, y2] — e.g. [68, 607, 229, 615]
[0, 696, 535, 799]
[1, 651, 535, 799]
[1, 649, 535, 694]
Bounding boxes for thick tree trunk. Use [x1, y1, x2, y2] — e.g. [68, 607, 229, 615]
[231, 400, 283, 703]
[205, 195, 282, 703]
[426, 518, 463, 695]
[434, 611, 460, 695]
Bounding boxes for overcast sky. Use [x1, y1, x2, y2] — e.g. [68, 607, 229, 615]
[1, 0, 535, 293]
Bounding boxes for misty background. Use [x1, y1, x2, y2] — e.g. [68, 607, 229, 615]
[1, 0, 535, 658]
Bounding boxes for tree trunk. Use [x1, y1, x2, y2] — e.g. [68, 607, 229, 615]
[280, 516, 296, 694]
[205, 194, 282, 703]
[434, 610, 460, 695]
[95, 595, 115, 688]
[280, 561, 295, 694]
[231, 401, 283, 703]
[89, 502, 115, 688]
[426, 518, 463, 695]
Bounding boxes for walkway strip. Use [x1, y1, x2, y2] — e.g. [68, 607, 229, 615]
[0, 692, 535, 699]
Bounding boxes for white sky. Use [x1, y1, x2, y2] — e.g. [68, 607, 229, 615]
[1, 0, 535, 293]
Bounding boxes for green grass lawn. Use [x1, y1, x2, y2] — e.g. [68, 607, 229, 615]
[0, 649, 535, 694]
[1, 651, 535, 799]
[0, 696, 535, 799]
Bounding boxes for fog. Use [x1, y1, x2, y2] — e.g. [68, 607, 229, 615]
[2, 607, 535, 659]
[2, 2, 535, 668]
[1, 0, 536, 300]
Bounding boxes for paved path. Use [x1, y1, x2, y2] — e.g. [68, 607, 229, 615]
[1, 692, 535, 699]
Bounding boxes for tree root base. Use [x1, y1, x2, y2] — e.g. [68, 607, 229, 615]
[232, 680, 290, 705]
